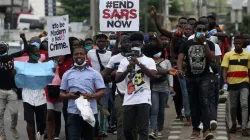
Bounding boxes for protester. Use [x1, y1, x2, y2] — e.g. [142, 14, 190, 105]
[177, 21, 215, 139]
[59, 37, 80, 140]
[17, 44, 54, 140]
[116, 32, 157, 140]
[0, 39, 29, 139]
[149, 51, 174, 139]
[102, 35, 132, 140]
[60, 47, 106, 140]
[221, 35, 250, 137]
[87, 34, 112, 137]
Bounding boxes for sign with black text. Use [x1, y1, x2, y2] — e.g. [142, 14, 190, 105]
[99, 0, 139, 31]
[47, 15, 70, 57]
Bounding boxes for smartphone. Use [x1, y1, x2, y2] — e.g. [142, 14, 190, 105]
[75, 91, 81, 96]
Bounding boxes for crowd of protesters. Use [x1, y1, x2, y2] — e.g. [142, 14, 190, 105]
[0, 5, 250, 140]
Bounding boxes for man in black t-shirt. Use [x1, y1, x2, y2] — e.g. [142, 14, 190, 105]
[177, 21, 216, 140]
[0, 36, 27, 139]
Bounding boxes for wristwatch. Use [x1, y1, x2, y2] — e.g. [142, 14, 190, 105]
[203, 42, 207, 45]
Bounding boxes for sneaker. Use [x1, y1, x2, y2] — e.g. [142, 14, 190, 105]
[37, 132, 44, 140]
[157, 131, 163, 138]
[149, 132, 157, 139]
[229, 124, 237, 133]
[242, 129, 249, 137]
[199, 123, 203, 130]
[54, 137, 60, 140]
[190, 130, 200, 139]
[210, 120, 217, 131]
[101, 132, 108, 137]
[10, 128, 19, 139]
[0, 136, 6, 140]
[203, 130, 214, 140]
[112, 130, 117, 135]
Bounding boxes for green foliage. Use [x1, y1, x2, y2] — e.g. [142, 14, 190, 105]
[169, 0, 180, 15]
[58, 0, 90, 22]
[225, 14, 250, 34]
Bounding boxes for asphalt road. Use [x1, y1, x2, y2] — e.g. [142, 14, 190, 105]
[3, 99, 175, 140]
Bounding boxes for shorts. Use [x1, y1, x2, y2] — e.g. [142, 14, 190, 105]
[23, 102, 47, 123]
[47, 102, 63, 112]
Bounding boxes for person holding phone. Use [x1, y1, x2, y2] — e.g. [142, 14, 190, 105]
[60, 47, 106, 140]
[177, 21, 216, 140]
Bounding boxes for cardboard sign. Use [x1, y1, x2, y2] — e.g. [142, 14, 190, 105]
[48, 15, 70, 57]
[99, 0, 139, 31]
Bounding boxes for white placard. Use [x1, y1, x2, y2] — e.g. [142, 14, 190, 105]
[47, 15, 70, 57]
[99, 0, 139, 31]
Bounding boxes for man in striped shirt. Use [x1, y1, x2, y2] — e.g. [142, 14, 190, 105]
[221, 35, 250, 137]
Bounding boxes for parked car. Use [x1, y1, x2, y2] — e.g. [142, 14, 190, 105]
[17, 14, 44, 30]
[7, 41, 22, 54]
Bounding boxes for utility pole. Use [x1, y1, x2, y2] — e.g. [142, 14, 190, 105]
[248, 0, 250, 14]
[11, 0, 14, 29]
[90, 0, 95, 37]
[201, 0, 207, 16]
[144, 0, 148, 33]
[164, 0, 170, 30]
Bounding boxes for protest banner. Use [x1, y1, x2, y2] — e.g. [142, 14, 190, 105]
[99, 0, 139, 31]
[47, 15, 70, 57]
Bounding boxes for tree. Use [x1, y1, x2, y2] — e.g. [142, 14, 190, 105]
[225, 14, 250, 34]
[58, 0, 90, 22]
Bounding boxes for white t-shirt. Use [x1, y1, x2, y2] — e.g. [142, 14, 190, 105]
[232, 45, 250, 53]
[117, 55, 156, 106]
[87, 49, 112, 72]
[106, 53, 126, 96]
[215, 44, 222, 56]
[22, 88, 46, 106]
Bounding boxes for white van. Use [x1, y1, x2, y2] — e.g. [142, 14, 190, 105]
[17, 14, 43, 30]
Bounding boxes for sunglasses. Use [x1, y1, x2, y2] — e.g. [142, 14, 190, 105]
[196, 28, 207, 32]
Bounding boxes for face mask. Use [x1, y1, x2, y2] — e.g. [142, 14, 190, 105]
[131, 47, 142, 57]
[109, 40, 116, 46]
[195, 32, 205, 39]
[85, 45, 93, 51]
[31, 54, 40, 61]
[74, 61, 86, 67]
[153, 52, 162, 58]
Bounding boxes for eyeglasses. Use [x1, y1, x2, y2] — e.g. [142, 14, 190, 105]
[196, 28, 207, 32]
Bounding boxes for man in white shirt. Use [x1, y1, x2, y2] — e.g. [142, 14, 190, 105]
[102, 35, 132, 140]
[116, 32, 157, 140]
[87, 34, 112, 136]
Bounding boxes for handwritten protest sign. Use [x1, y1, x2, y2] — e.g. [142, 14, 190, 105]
[48, 15, 70, 57]
[99, 0, 139, 31]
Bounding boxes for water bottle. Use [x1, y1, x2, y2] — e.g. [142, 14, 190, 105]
[223, 84, 228, 91]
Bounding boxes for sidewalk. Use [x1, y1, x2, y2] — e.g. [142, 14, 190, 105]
[167, 93, 229, 140]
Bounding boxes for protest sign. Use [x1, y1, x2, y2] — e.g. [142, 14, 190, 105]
[99, 0, 139, 31]
[48, 15, 70, 57]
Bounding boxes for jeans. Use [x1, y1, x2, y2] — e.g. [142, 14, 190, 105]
[187, 73, 215, 132]
[123, 104, 150, 140]
[67, 113, 97, 140]
[177, 75, 191, 117]
[150, 91, 168, 131]
[0, 89, 18, 136]
[229, 88, 249, 129]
